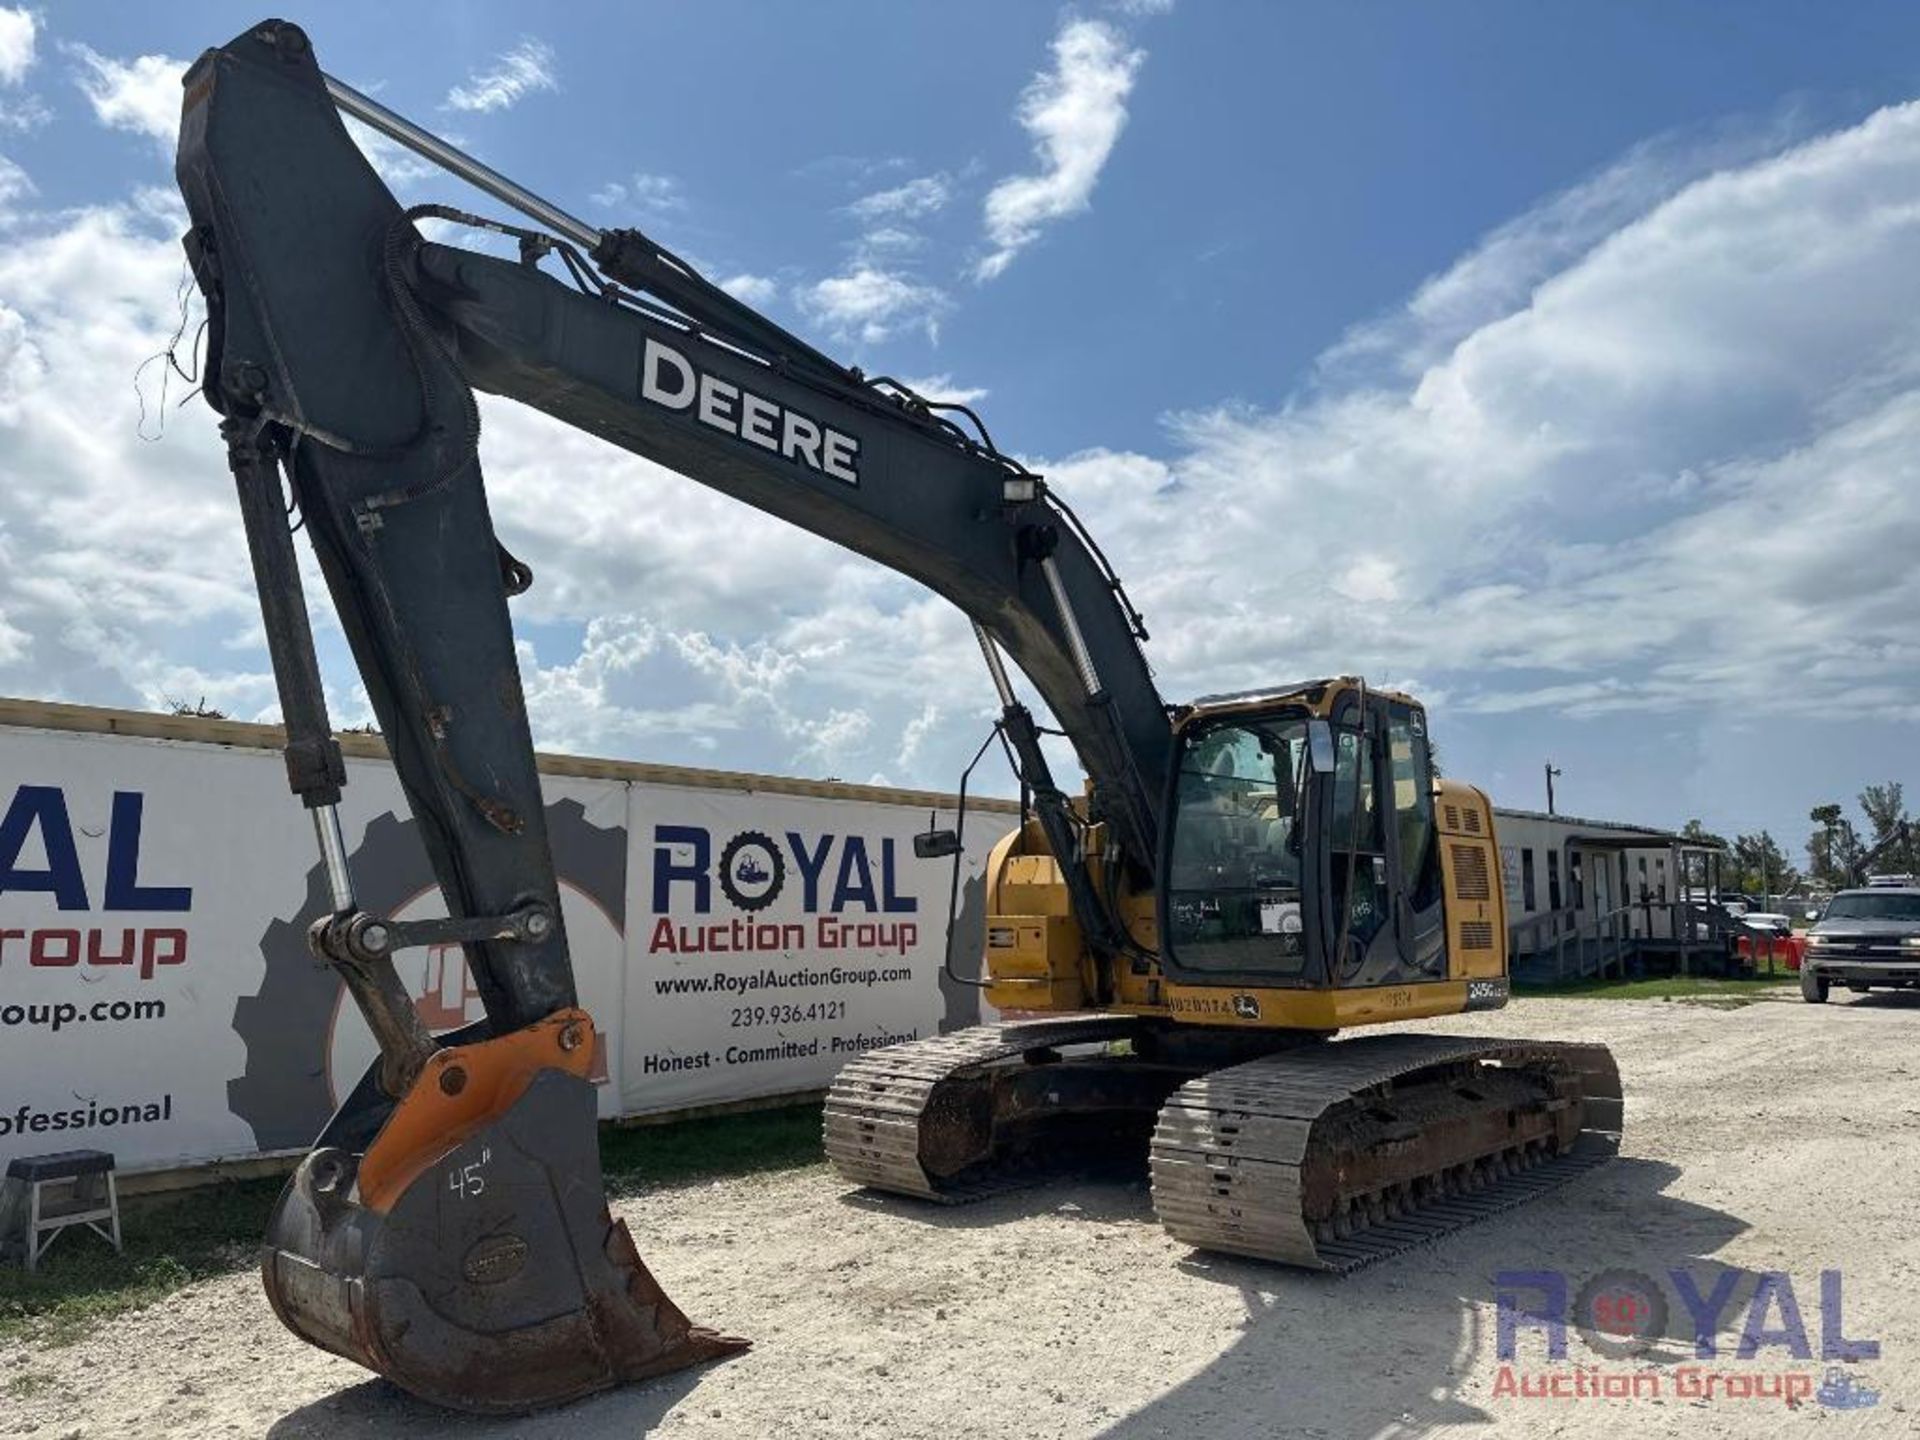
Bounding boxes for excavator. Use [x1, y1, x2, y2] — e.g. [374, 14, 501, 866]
[174, 20, 1622, 1415]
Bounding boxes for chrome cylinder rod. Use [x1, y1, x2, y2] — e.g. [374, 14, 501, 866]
[972, 622, 1018, 709]
[1039, 557, 1102, 697]
[311, 804, 357, 915]
[323, 73, 603, 252]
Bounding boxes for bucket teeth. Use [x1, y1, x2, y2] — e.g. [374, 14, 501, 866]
[263, 1067, 746, 1413]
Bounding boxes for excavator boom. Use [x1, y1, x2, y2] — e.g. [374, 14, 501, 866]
[175, 16, 1167, 1411]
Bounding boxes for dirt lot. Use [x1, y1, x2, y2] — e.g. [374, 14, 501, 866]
[7, 993, 1919, 1439]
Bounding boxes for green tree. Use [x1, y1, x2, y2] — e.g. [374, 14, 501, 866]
[1680, 818, 1727, 848]
[1857, 782, 1920, 876]
[1732, 830, 1796, 902]
[1859, 782, 1905, 845]
[1806, 803, 1865, 888]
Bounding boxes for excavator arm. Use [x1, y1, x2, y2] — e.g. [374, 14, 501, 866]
[1851, 820, 1914, 887]
[174, 18, 1171, 1411]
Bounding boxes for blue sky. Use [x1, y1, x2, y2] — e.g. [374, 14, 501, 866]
[3, 3, 1920, 866]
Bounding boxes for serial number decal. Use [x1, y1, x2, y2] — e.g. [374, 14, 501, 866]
[1167, 994, 1260, 1020]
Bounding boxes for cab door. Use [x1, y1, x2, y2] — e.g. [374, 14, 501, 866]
[1383, 698, 1447, 976]
[1323, 692, 1446, 986]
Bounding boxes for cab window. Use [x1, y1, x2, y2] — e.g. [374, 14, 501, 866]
[1329, 725, 1386, 953]
[1165, 719, 1309, 977]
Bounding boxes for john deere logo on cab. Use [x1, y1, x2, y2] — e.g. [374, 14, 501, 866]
[648, 825, 918, 957]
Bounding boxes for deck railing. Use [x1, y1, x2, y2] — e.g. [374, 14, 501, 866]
[1508, 900, 1744, 982]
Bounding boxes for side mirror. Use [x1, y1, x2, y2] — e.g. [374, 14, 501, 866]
[914, 828, 962, 860]
[1306, 718, 1336, 774]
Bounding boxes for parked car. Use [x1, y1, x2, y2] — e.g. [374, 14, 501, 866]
[1800, 885, 1920, 1002]
[1687, 897, 1788, 943]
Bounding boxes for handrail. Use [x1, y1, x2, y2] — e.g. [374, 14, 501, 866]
[1508, 898, 1747, 981]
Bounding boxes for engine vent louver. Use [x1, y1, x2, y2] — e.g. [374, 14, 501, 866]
[1450, 844, 1492, 901]
[1460, 920, 1495, 950]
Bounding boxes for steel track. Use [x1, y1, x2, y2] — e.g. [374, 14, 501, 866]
[1149, 1032, 1622, 1270]
[825, 1021, 1622, 1269]
[822, 1014, 1152, 1200]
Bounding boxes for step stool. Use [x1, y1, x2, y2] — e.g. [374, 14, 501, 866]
[5, 1149, 122, 1271]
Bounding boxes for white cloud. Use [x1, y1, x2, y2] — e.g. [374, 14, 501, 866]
[720, 273, 778, 306]
[445, 39, 557, 114]
[0, 194, 266, 710]
[68, 46, 185, 150]
[856, 225, 921, 256]
[793, 707, 872, 769]
[68, 42, 439, 192]
[848, 174, 950, 222]
[0, 7, 36, 86]
[1031, 99, 1920, 742]
[6, 79, 1920, 824]
[1320, 116, 1811, 382]
[899, 374, 989, 407]
[976, 19, 1143, 281]
[0, 94, 50, 133]
[341, 115, 442, 190]
[895, 702, 940, 769]
[590, 172, 685, 213]
[796, 266, 948, 345]
[513, 611, 885, 774]
[0, 152, 31, 211]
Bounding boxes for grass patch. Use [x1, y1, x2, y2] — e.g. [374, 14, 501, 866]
[0, 1177, 281, 1349]
[601, 1101, 825, 1196]
[0, 1102, 826, 1349]
[1520, 973, 1798, 1003]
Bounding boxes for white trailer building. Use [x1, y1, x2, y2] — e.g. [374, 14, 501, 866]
[1493, 806, 1727, 983]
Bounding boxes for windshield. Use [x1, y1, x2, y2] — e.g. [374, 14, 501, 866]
[1823, 893, 1920, 922]
[1165, 716, 1311, 977]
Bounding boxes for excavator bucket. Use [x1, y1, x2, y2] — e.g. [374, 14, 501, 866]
[260, 1011, 747, 1413]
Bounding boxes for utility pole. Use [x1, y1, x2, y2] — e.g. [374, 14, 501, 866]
[1545, 763, 1563, 816]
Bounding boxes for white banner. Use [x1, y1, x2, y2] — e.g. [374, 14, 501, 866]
[0, 715, 1014, 1173]
[620, 785, 1005, 1113]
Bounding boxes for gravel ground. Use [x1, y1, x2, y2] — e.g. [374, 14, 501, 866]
[7, 992, 1919, 1439]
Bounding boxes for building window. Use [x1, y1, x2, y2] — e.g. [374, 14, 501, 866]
[1570, 851, 1585, 911]
[1547, 851, 1562, 913]
[1522, 848, 1537, 912]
